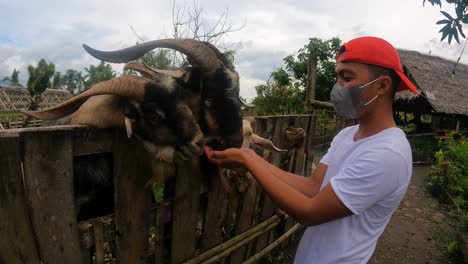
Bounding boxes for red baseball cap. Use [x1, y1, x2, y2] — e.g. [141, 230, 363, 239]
[336, 36, 417, 93]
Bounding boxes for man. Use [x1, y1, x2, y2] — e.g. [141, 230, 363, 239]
[205, 36, 417, 263]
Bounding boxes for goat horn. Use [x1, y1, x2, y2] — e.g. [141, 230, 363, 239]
[124, 61, 185, 79]
[83, 39, 221, 77]
[251, 134, 288, 153]
[22, 75, 148, 120]
[240, 98, 255, 108]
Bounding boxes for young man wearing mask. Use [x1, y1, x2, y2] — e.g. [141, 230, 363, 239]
[205, 36, 417, 263]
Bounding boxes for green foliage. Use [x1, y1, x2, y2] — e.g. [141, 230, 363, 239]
[223, 50, 236, 65]
[62, 69, 85, 95]
[283, 37, 342, 101]
[141, 49, 172, 68]
[428, 132, 468, 232]
[252, 37, 342, 115]
[51, 72, 62, 89]
[252, 77, 305, 115]
[408, 134, 439, 162]
[446, 241, 464, 260]
[26, 59, 56, 110]
[400, 123, 416, 134]
[84, 61, 115, 88]
[10, 68, 20, 86]
[152, 182, 164, 203]
[424, 0, 468, 44]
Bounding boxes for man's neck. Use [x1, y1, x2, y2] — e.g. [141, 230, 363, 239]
[355, 105, 396, 141]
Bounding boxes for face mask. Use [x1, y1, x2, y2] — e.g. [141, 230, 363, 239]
[330, 77, 381, 118]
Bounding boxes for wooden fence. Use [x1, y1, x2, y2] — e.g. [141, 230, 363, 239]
[0, 113, 352, 264]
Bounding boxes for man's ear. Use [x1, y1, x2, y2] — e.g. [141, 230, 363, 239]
[379, 76, 392, 96]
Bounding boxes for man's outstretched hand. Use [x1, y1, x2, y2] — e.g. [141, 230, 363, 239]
[204, 146, 252, 169]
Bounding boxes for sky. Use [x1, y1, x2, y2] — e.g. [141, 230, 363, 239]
[0, 0, 467, 100]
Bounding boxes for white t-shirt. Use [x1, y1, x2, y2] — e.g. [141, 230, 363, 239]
[294, 124, 412, 264]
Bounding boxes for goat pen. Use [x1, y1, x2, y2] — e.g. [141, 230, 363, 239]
[0, 113, 351, 264]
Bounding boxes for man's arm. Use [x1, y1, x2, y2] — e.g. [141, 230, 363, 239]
[204, 147, 351, 226]
[246, 150, 327, 198]
[244, 153, 352, 226]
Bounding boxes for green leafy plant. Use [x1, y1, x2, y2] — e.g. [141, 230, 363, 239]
[424, 0, 468, 44]
[152, 181, 165, 203]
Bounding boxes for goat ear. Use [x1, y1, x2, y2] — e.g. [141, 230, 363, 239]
[251, 134, 287, 152]
[67, 95, 127, 128]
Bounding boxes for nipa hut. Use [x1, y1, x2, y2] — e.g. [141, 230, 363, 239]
[395, 49, 468, 132]
[0, 86, 71, 128]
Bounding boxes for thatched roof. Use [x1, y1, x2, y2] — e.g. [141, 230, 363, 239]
[395, 49, 468, 116]
[0, 86, 71, 111]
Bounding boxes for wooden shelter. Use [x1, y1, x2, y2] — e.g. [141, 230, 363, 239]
[0, 86, 71, 128]
[395, 50, 468, 131]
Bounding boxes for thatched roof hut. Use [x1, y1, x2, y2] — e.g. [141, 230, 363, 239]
[0, 86, 71, 111]
[395, 49, 468, 117]
[0, 86, 72, 128]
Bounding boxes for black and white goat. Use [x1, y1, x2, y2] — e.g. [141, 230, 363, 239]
[22, 39, 246, 219]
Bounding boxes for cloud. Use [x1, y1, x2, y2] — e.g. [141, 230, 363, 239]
[0, 0, 467, 99]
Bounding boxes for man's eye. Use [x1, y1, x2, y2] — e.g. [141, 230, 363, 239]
[343, 77, 352, 82]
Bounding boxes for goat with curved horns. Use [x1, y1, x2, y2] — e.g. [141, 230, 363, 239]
[23, 39, 245, 162]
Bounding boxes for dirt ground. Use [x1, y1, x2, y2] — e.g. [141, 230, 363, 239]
[264, 165, 463, 263]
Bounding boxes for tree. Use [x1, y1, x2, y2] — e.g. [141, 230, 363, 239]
[283, 37, 342, 102]
[424, 0, 468, 73]
[251, 37, 342, 115]
[252, 68, 305, 115]
[2, 69, 21, 86]
[26, 59, 55, 110]
[424, 0, 467, 44]
[84, 61, 115, 88]
[167, 0, 244, 66]
[10, 69, 20, 86]
[141, 49, 172, 68]
[62, 69, 85, 95]
[51, 72, 62, 89]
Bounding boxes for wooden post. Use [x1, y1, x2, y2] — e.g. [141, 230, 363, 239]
[171, 158, 202, 263]
[22, 128, 84, 264]
[305, 55, 318, 114]
[113, 131, 153, 264]
[199, 170, 229, 252]
[0, 133, 41, 264]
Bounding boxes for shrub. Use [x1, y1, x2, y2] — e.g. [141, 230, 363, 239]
[427, 132, 468, 229]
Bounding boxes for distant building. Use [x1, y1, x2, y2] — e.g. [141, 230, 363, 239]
[0, 86, 72, 128]
[395, 50, 468, 131]
[0, 86, 71, 111]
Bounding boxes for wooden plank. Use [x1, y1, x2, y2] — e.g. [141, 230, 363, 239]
[305, 115, 317, 177]
[22, 128, 84, 264]
[305, 56, 318, 114]
[293, 116, 310, 177]
[272, 117, 291, 246]
[282, 116, 309, 248]
[229, 177, 257, 264]
[171, 158, 202, 264]
[0, 133, 41, 264]
[199, 170, 229, 252]
[113, 131, 153, 264]
[245, 117, 268, 258]
[93, 221, 105, 264]
[223, 174, 241, 243]
[74, 128, 113, 156]
[254, 117, 283, 253]
[154, 202, 169, 264]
